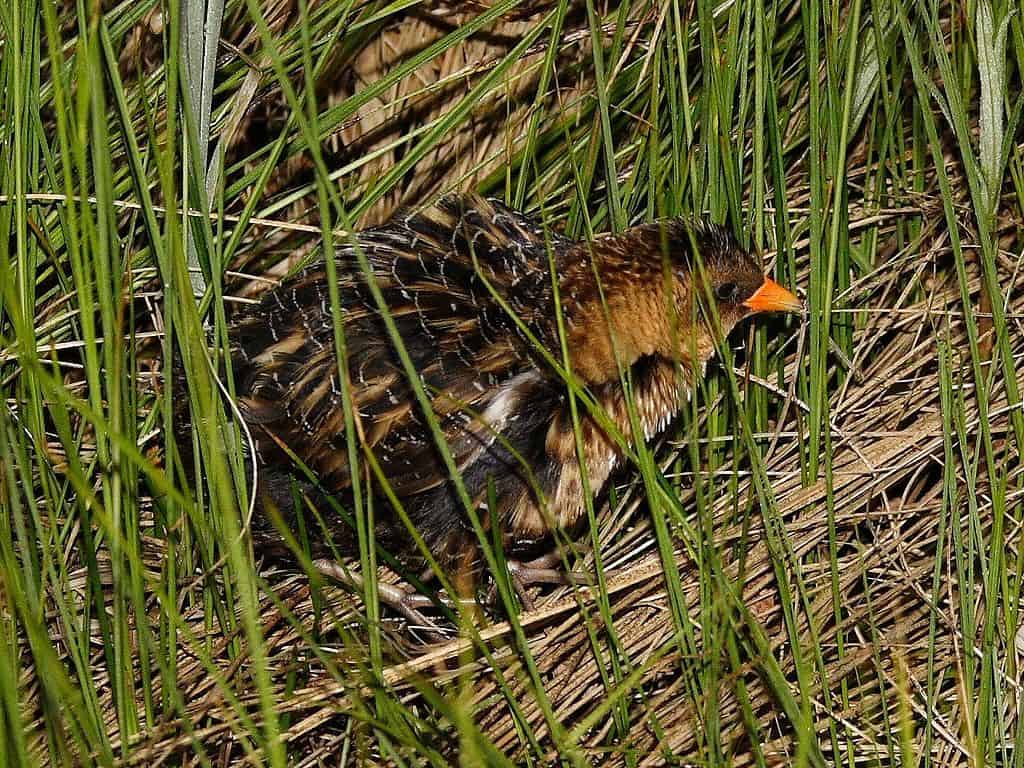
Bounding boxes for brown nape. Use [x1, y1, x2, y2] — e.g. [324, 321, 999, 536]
[558, 220, 763, 385]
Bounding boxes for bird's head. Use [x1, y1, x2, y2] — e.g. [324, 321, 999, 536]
[667, 219, 803, 335]
[562, 218, 802, 383]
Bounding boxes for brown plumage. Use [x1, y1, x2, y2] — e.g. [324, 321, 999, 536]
[230, 194, 801, 608]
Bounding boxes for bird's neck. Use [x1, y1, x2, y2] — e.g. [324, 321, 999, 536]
[559, 240, 710, 384]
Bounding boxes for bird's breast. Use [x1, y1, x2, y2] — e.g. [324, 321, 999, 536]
[506, 356, 688, 540]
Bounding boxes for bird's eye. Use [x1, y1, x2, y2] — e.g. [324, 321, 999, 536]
[716, 282, 739, 302]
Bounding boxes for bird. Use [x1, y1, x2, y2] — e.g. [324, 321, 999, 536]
[228, 193, 802, 626]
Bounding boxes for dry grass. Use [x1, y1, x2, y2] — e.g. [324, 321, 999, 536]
[4, 0, 1024, 765]
[72, 211, 1021, 766]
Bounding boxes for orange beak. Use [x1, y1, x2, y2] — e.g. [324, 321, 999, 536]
[743, 277, 803, 314]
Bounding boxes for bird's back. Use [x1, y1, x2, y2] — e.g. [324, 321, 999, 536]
[231, 195, 572, 558]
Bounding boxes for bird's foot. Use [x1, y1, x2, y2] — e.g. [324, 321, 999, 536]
[313, 558, 461, 638]
[492, 550, 592, 611]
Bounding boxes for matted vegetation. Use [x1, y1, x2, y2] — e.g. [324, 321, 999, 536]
[1, 0, 1023, 764]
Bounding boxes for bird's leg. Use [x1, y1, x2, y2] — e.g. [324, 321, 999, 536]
[450, 548, 484, 626]
[312, 558, 450, 635]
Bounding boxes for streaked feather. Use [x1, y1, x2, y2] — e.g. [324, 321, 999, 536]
[229, 194, 764, 567]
